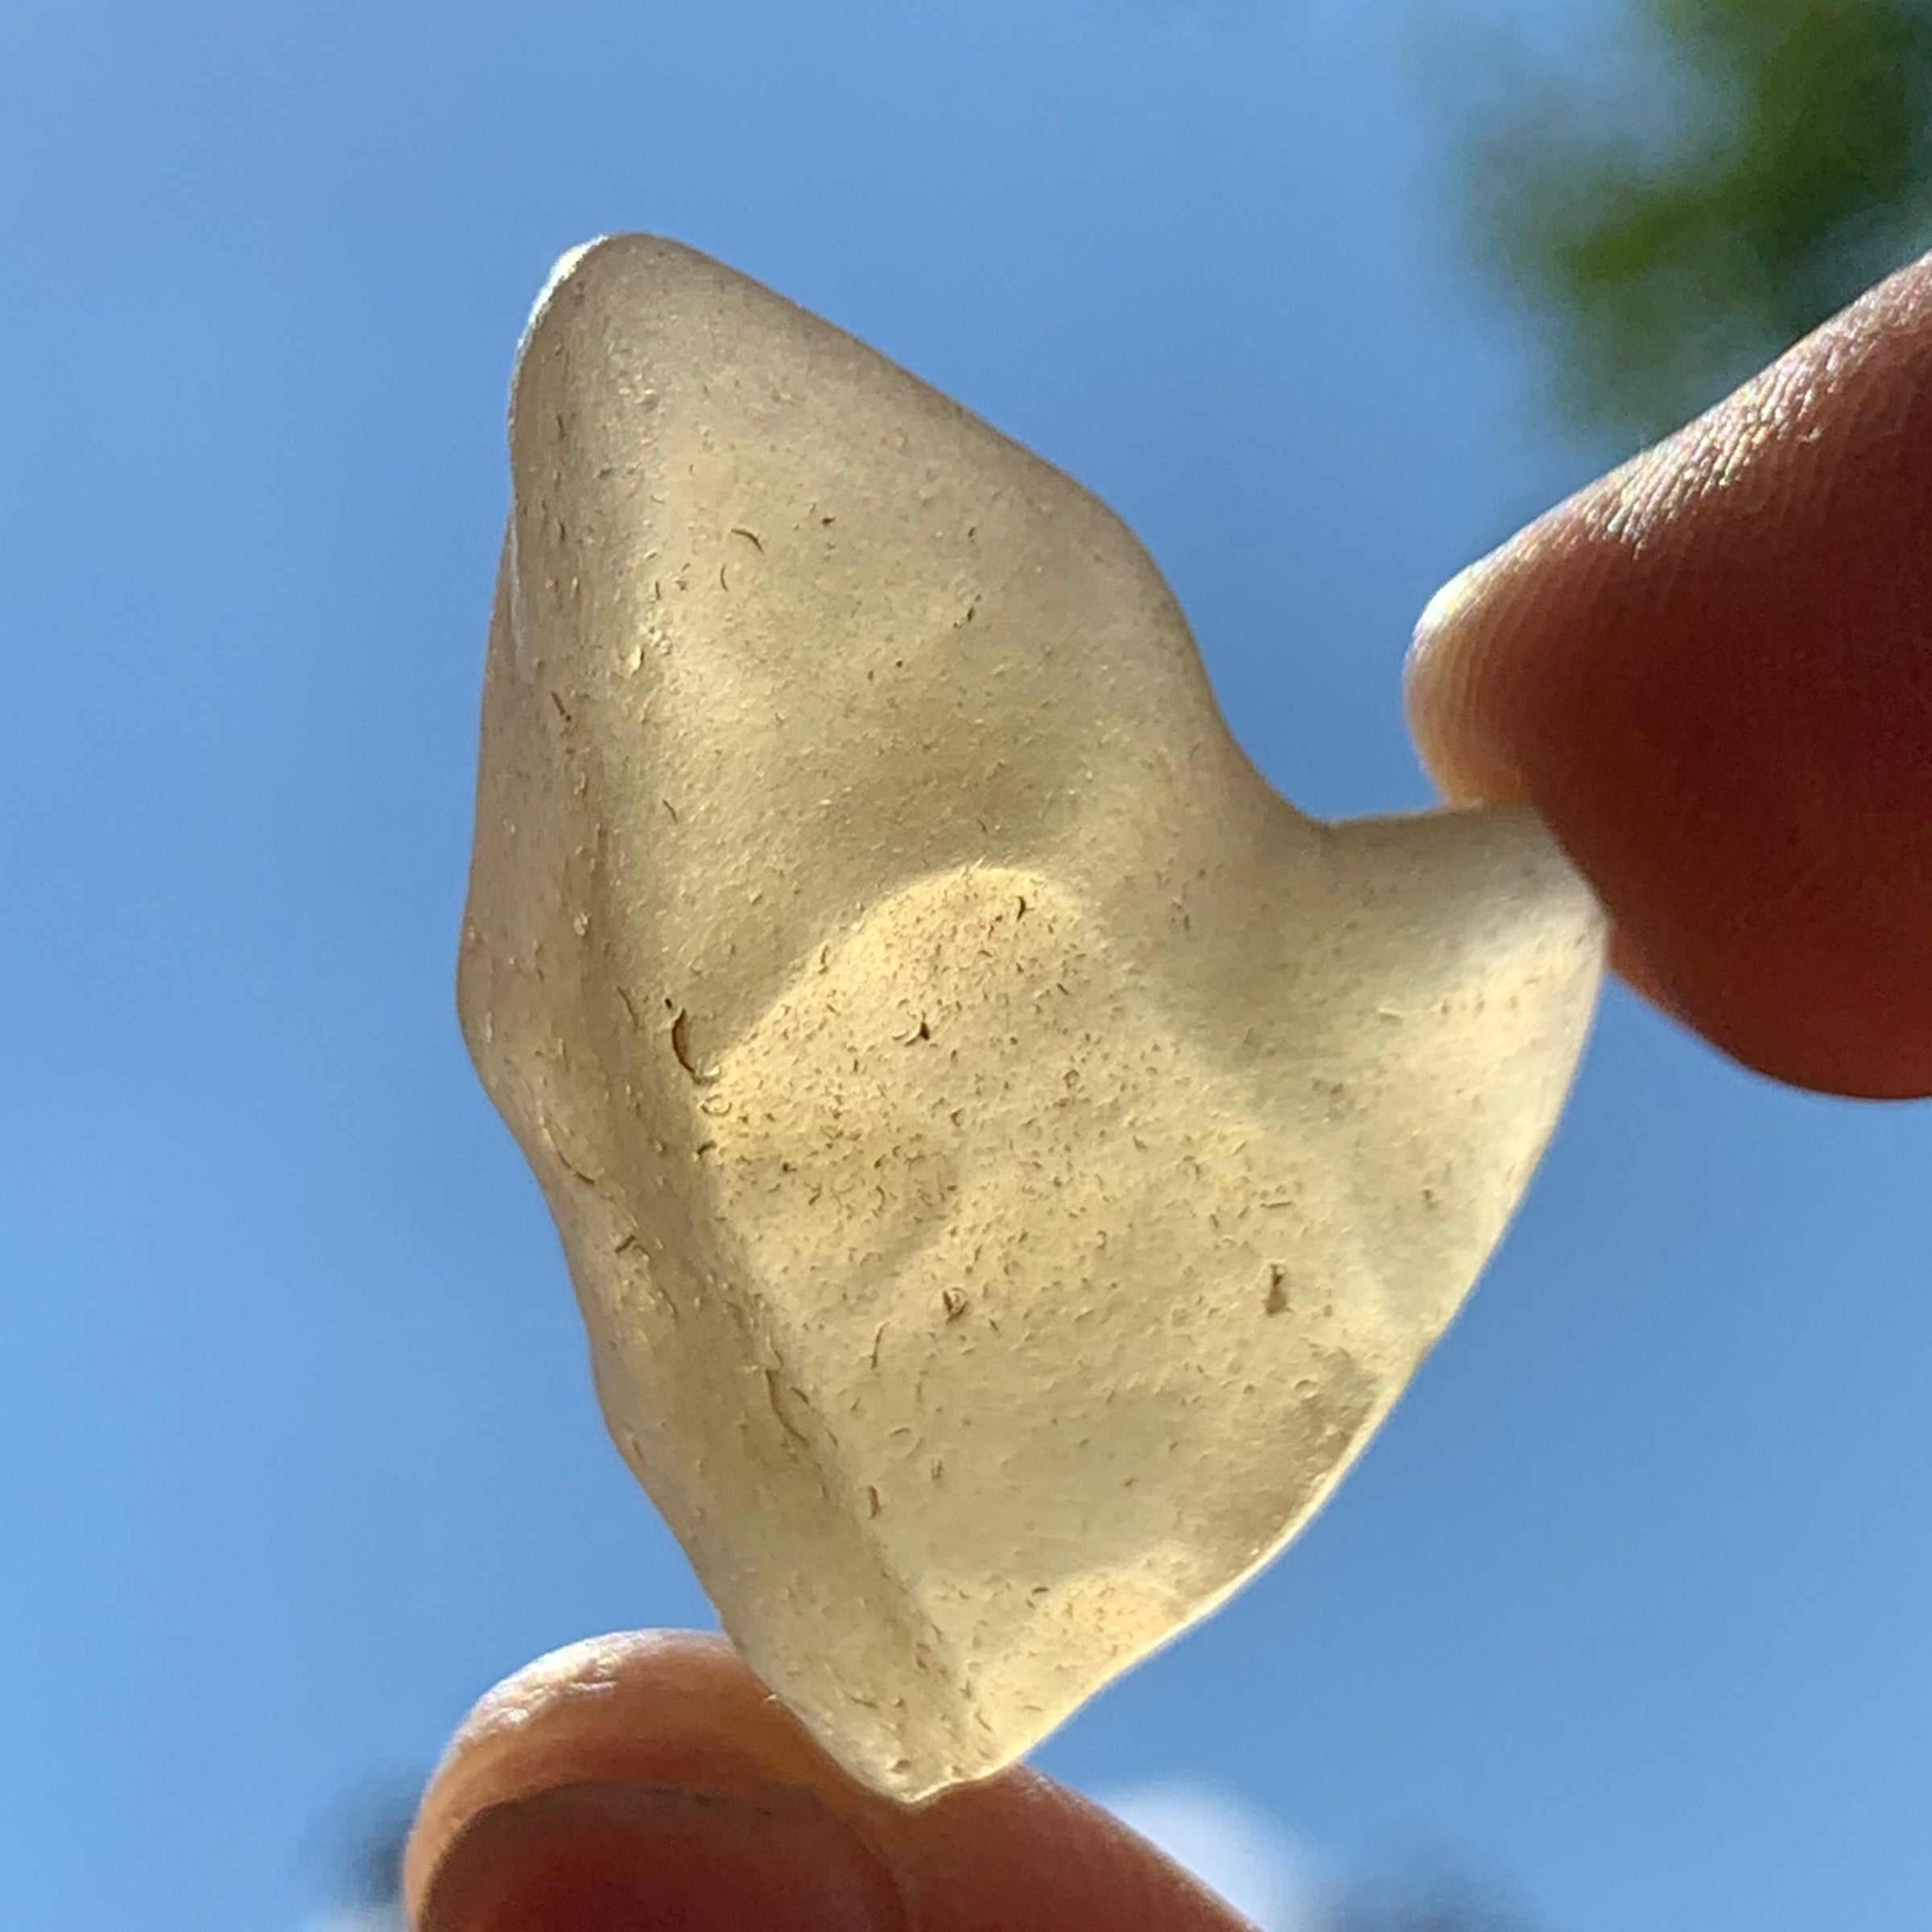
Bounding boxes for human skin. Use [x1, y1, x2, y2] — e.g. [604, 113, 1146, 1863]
[406, 252, 1932, 1932]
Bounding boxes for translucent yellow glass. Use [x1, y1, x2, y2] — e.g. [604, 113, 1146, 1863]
[460, 237, 1603, 1801]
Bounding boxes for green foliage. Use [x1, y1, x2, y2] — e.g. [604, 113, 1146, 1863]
[1447, 0, 1932, 448]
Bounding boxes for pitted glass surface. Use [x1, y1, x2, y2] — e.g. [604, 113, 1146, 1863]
[460, 237, 1604, 1801]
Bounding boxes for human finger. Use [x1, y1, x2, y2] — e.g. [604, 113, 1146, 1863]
[405, 1631, 1258, 1932]
[1406, 252, 1932, 1097]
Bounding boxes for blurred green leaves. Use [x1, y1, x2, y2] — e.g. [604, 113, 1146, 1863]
[1439, 0, 1932, 448]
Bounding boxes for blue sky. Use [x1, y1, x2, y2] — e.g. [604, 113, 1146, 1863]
[2, 3, 1929, 1929]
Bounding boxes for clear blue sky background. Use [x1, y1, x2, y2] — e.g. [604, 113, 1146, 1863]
[3, 3, 1929, 1928]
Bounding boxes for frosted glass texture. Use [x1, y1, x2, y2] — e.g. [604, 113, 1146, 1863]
[460, 237, 1604, 1801]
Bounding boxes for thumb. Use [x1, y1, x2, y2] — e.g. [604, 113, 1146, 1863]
[406, 1632, 1261, 1932]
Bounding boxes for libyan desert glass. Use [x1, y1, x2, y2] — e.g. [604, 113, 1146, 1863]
[459, 237, 1604, 1802]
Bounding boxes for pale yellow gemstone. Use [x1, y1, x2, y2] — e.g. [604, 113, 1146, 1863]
[459, 237, 1604, 1802]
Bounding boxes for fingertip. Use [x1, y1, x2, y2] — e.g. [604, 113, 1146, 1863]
[405, 1634, 1254, 1932]
[415, 1777, 906, 1932]
[1406, 254, 1932, 1099]
[1405, 549, 1534, 807]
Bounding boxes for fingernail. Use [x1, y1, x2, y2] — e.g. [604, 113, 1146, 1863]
[417, 1778, 906, 1932]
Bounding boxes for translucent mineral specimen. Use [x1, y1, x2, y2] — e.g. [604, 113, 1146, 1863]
[459, 237, 1604, 1802]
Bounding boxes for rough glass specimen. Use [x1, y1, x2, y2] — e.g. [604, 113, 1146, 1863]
[459, 237, 1604, 1802]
